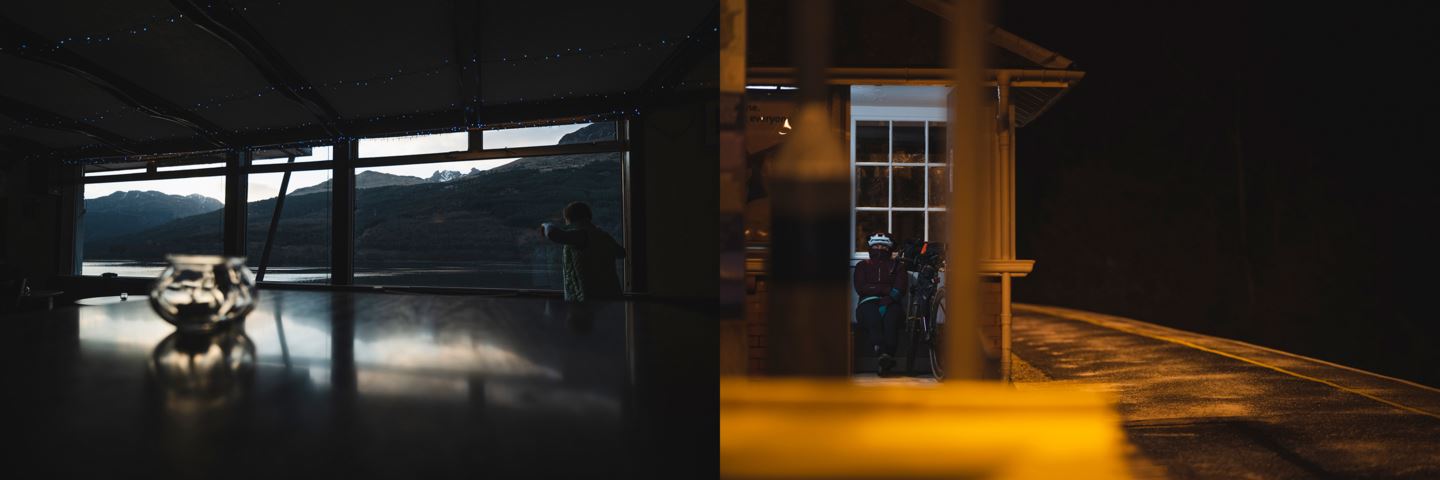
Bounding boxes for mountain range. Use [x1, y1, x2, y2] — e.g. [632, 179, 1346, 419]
[83, 190, 224, 241]
[81, 122, 623, 288]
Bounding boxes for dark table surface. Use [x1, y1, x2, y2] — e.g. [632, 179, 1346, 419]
[3, 289, 716, 479]
[74, 294, 134, 305]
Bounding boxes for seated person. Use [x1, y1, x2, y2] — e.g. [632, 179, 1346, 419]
[854, 232, 908, 376]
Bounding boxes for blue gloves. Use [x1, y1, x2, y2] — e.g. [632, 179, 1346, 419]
[879, 288, 902, 316]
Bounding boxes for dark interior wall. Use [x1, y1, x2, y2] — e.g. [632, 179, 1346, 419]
[1004, 0, 1440, 386]
[1, 160, 69, 283]
[746, 0, 945, 69]
[637, 93, 719, 301]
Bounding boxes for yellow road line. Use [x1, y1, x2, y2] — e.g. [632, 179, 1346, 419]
[1022, 306, 1440, 422]
[1203, 332, 1440, 396]
[1017, 304, 1440, 397]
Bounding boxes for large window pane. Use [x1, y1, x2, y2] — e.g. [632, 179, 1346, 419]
[855, 211, 886, 253]
[246, 170, 332, 283]
[927, 122, 947, 164]
[353, 150, 623, 289]
[81, 176, 226, 277]
[358, 131, 468, 158]
[855, 121, 888, 163]
[892, 166, 925, 208]
[855, 166, 887, 208]
[893, 121, 925, 163]
[928, 166, 947, 207]
[928, 211, 946, 243]
[483, 122, 613, 149]
[893, 211, 924, 245]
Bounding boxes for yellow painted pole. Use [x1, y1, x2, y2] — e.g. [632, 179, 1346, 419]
[945, 0, 988, 380]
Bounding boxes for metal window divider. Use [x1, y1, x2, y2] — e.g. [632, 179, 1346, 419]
[256, 156, 296, 283]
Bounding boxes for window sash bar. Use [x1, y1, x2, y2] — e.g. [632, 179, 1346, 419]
[856, 207, 945, 212]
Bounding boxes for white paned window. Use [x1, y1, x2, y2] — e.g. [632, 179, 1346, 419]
[851, 114, 949, 256]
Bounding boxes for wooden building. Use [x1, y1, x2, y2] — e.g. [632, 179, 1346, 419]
[731, 0, 1084, 378]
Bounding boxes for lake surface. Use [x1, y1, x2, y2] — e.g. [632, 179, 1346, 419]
[84, 261, 330, 283]
[82, 260, 583, 290]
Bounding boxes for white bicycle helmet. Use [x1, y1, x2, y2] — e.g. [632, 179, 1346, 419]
[867, 232, 894, 249]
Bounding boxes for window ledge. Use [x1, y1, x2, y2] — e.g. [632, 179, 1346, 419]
[979, 259, 1034, 277]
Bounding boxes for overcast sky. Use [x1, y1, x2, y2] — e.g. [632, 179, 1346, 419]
[83, 123, 588, 201]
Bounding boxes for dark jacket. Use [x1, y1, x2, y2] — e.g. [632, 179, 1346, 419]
[542, 222, 625, 301]
[853, 257, 908, 306]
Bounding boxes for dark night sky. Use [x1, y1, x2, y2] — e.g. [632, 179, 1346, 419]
[999, 1, 1440, 385]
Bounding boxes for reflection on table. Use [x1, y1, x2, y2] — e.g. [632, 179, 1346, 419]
[22, 289, 64, 310]
[9, 289, 714, 478]
[75, 295, 138, 306]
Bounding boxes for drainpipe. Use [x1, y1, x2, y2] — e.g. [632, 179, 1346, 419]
[995, 70, 1014, 382]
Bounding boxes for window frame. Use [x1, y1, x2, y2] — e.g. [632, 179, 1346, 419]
[850, 106, 949, 260]
[246, 156, 337, 285]
[75, 119, 634, 295]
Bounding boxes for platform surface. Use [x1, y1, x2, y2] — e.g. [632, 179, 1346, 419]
[1013, 304, 1440, 479]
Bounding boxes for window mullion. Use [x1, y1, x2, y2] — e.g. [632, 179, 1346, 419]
[887, 121, 893, 234]
[923, 120, 930, 240]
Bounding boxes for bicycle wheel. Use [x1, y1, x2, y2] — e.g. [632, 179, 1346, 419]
[904, 293, 926, 374]
[928, 291, 946, 380]
[904, 312, 919, 374]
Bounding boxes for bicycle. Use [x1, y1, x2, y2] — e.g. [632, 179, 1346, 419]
[897, 240, 946, 379]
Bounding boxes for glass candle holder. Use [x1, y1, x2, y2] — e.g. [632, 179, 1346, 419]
[149, 255, 257, 332]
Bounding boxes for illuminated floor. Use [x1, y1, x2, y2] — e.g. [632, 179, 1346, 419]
[1012, 304, 1440, 479]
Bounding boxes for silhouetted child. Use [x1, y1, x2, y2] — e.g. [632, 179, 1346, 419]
[539, 202, 625, 301]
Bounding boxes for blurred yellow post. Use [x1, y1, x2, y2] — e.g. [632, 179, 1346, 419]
[720, 378, 1132, 479]
[767, 0, 850, 376]
[718, 0, 749, 374]
[945, 0, 986, 379]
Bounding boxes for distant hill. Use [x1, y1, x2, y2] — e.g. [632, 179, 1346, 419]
[486, 122, 617, 175]
[83, 191, 223, 243]
[557, 121, 616, 144]
[289, 170, 428, 196]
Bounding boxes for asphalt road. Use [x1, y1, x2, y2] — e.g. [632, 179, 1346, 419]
[1011, 304, 1440, 479]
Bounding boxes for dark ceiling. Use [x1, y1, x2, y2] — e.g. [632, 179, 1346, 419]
[746, 0, 1080, 128]
[0, 0, 716, 162]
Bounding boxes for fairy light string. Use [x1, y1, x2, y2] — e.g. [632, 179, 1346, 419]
[0, 5, 716, 164]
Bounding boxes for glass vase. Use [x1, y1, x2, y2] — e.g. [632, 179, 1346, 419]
[149, 255, 257, 332]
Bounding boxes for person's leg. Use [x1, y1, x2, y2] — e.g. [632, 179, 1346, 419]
[857, 302, 884, 355]
[881, 304, 904, 356]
